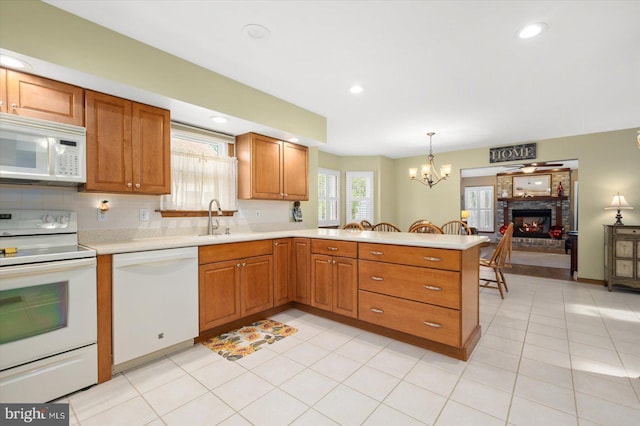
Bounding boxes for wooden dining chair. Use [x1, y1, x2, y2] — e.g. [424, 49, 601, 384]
[479, 223, 514, 299]
[408, 219, 431, 232]
[372, 222, 402, 232]
[360, 220, 373, 230]
[408, 223, 444, 234]
[441, 220, 472, 235]
[342, 222, 365, 230]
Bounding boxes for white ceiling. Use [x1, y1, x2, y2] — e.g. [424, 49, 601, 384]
[41, 1, 640, 159]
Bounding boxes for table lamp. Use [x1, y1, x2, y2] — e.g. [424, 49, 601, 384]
[460, 210, 470, 223]
[605, 193, 634, 225]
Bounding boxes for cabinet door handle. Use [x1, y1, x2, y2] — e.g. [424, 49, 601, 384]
[327, 247, 338, 251]
[242, 263, 246, 267]
[423, 285, 442, 291]
[11, 103, 18, 109]
[370, 251, 384, 255]
[332, 260, 336, 264]
[327, 259, 332, 264]
[370, 308, 384, 314]
[423, 256, 442, 262]
[127, 182, 133, 188]
[135, 183, 141, 188]
[370, 276, 384, 281]
[284, 193, 288, 197]
[274, 242, 279, 246]
[423, 321, 443, 328]
[236, 263, 241, 268]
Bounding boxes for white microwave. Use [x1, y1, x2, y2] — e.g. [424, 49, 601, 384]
[0, 113, 86, 186]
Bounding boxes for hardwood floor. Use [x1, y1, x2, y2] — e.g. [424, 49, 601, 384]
[482, 244, 574, 281]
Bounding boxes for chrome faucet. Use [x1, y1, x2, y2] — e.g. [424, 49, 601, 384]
[207, 199, 223, 234]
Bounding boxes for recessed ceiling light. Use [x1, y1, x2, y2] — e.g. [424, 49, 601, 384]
[288, 137, 299, 143]
[210, 116, 228, 123]
[0, 55, 30, 69]
[518, 23, 548, 39]
[242, 24, 271, 41]
[350, 85, 363, 94]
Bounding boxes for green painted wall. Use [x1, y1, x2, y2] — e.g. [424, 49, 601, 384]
[0, 0, 326, 143]
[318, 152, 396, 226]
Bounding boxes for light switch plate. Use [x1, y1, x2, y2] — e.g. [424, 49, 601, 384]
[139, 208, 150, 222]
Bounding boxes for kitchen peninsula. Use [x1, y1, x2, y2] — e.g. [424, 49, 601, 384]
[85, 229, 487, 383]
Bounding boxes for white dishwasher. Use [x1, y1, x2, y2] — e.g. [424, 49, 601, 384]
[112, 246, 199, 365]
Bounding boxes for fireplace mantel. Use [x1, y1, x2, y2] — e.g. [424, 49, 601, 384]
[498, 196, 568, 202]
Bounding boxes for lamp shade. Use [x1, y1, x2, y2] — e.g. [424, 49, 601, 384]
[460, 210, 470, 219]
[605, 193, 634, 210]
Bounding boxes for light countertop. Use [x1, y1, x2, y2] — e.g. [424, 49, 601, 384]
[83, 228, 489, 255]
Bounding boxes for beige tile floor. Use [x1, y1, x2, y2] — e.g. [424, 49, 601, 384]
[58, 274, 640, 425]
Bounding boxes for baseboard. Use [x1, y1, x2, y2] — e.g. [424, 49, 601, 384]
[577, 277, 605, 285]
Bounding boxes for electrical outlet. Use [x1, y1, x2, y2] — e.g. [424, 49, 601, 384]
[97, 210, 108, 222]
[139, 208, 150, 222]
[255, 209, 261, 217]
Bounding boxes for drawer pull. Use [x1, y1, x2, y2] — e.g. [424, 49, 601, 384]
[370, 251, 384, 255]
[423, 321, 443, 328]
[327, 247, 338, 251]
[370, 308, 384, 314]
[423, 256, 442, 262]
[423, 285, 442, 291]
[370, 276, 384, 281]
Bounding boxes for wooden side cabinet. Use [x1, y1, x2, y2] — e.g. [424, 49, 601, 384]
[604, 225, 640, 292]
[292, 238, 311, 304]
[236, 132, 308, 201]
[84, 90, 170, 194]
[273, 239, 292, 306]
[1, 68, 84, 126]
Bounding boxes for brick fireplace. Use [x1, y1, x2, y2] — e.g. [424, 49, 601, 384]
[496, 169, 572, 249]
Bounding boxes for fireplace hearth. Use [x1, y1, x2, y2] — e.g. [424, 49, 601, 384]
[512, 209, 552, 238]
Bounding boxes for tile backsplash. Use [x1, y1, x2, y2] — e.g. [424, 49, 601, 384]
[0, 185, 308, 243]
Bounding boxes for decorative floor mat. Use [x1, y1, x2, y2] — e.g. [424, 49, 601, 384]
[202, 319, 298, 361]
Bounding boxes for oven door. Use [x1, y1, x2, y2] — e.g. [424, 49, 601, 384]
[0, 257, 97, 370]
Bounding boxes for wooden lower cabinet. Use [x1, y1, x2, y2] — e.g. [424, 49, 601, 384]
[273, 239, 291, 306]
[292, 238, 311, 304]
[359, 290, 461, 347]
[199, 260, 242, 330]
[356, 242, 479, 356]
[198, 241, 273, 332]
[241, 255, 274, 316]
[311, 254, 358, 318]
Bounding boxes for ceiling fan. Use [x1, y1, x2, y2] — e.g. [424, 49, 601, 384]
[507, 161, 564, 173]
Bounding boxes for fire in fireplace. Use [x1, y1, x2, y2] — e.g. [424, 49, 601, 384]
[512, 209, 552, 238]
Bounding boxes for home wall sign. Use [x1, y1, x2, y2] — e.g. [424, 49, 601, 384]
[489, 143, 537, 163]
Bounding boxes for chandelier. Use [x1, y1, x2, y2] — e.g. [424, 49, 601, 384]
[409, 132, 452, 188]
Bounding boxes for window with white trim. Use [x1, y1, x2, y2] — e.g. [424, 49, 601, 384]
[346, 171, 374, 224]
[318, 168, 340, 227]
[161, 123, 238, 211]
[464, 186, 494, 232]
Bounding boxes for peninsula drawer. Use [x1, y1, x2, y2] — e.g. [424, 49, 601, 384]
[311, 239, 358, 258]
[199, 240, 272, 264]
[358, 243, 460, 271]
[359, 260, 461, 309]
[359, 290, 460, 347]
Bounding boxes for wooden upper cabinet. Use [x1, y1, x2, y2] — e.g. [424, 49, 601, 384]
[236, 132, 308, 201]
[2, 68, 84, 126]
[132, 103, 171, 194]
[84, 90, 170, 194]
[283, 142, 309, 200]
[0, 68, 7, 113]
